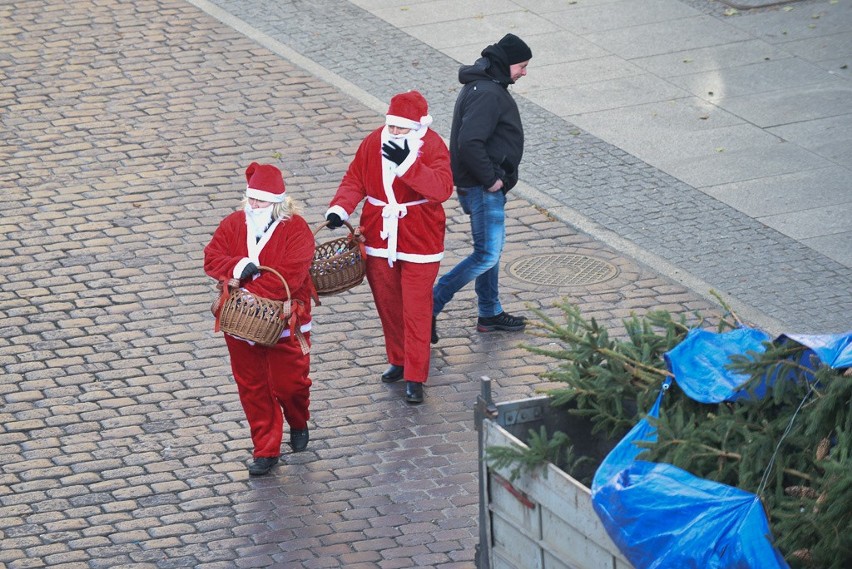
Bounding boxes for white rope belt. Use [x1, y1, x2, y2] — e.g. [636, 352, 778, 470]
[366, 196, 428, 265]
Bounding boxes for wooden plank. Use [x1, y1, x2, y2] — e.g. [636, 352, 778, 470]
[491, 511, 544, 569]
[489, 471, 541, 535]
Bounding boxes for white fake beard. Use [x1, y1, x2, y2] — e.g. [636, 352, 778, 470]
[382, 124, 426, 144]
[244, 203, 274, 239]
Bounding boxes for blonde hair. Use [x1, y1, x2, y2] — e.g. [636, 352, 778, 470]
[240, 195, 302, 220]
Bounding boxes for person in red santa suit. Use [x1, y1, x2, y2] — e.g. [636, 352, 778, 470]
[204, 162, 315, 476]
[325, 90, 453, 404]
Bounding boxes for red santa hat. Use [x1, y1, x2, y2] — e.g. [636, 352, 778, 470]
[245, 162, 286, 203]
[385, 90, 433, 130]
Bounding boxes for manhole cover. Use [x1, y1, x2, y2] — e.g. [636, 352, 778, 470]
[508, 254, 619, 286]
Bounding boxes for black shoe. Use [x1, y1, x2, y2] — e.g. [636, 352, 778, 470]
[405, 381, 424, 404]
[290, 428, 309, 452]
[248, 456, 279, 476]
[477, 311, 527, 333]
[381, 364, 404, 383]
[431, 315, 438, 344]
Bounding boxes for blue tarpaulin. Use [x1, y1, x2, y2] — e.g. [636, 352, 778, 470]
[778, 333, 852, 368]
[591, 381, 788, 569]
[591, 328, 851, 569]
[664, 327, 771, 403]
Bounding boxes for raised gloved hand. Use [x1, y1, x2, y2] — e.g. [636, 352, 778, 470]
[325, 212, 344, 229]
[382, 140, 410, 166]
[239, 262, 259, 280]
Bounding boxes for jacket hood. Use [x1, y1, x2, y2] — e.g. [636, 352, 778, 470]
[458, 43, 513, 87]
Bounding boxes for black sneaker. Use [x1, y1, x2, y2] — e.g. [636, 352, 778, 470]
[248, 456, 279, 476]
[477, 311, 527, 332]
[290, 428, 309, 452]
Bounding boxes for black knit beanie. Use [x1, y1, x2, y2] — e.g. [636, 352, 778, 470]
[497, 33, 532, 64]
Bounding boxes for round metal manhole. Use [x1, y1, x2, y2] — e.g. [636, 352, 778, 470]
[508, 253, 619, 287]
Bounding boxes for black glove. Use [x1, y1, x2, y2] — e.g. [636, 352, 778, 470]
[382, 139, 410, 166]
[325, 212, 344, 229]
[239, 262, 259, 280]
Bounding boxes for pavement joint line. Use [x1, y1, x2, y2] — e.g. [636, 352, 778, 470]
[189, 0, 788, 336]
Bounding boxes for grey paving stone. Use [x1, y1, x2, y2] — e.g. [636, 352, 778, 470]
[584, 14, 754, 59]
[702, 166, 851, 217]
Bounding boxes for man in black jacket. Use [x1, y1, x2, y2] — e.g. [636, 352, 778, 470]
[431, 33, 532, 342]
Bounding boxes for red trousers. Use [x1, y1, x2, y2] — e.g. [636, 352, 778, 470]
[366, 257, 440, 383]
[225, 333, 311, 458]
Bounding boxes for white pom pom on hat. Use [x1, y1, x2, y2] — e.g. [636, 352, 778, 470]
[385, 90, 433, 130]
[245, 162, 286, 203]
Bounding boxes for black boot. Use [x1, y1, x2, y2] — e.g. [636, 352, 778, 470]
[248, 456, 279, 476]
[290, 428, 309, 452]
[405, 381, 424, 404]
[381, 364, 404, 383]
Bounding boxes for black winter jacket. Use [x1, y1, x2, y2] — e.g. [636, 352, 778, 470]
[449, 44, 524, 192]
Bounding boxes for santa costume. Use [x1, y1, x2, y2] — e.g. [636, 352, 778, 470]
[204, 162, 315, 470]
[326, 91, 453, 402]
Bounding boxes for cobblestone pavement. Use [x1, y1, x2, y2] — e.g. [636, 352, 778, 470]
[0, 1, 836, 568]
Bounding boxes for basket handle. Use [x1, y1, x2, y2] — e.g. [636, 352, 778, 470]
[313, 219, 355, 237]
[256, 265, 291, 301]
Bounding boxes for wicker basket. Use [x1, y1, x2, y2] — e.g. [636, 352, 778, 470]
[311, 220, 366, 295]
[216, 266, 293, 346]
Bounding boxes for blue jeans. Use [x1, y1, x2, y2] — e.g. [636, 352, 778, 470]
[433, 186, 506, 318]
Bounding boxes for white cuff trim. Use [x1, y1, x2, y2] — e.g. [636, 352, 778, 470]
[233, 258, 253, 279]
[325, 205, 350, 221]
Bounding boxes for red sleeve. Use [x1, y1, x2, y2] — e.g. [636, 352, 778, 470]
[203, 212, 245, 282]
[399, 132, 454, 204]
[329, 132, 375, 214]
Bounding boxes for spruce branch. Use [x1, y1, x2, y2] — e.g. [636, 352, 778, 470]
[486, 427, 573, 482]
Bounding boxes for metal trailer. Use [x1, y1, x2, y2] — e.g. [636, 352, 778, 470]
[474, 377, 633, 569]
